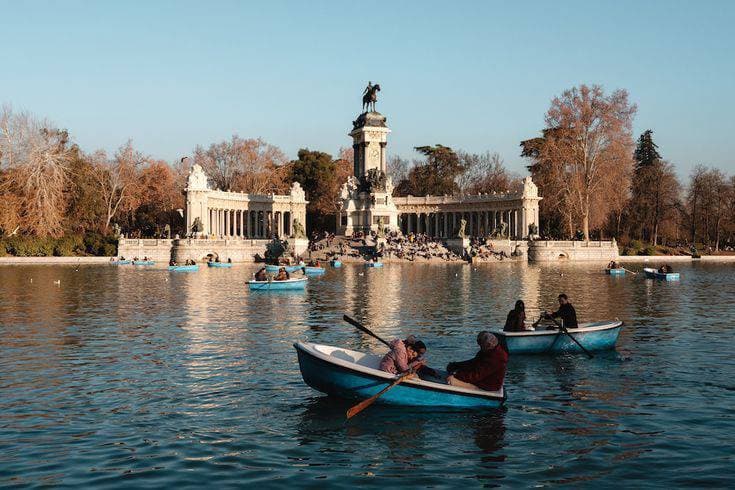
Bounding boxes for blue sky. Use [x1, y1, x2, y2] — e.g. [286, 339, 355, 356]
[1, 0, 733, 177]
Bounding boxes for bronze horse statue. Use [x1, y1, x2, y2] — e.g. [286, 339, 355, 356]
[362, 84, 380, 112]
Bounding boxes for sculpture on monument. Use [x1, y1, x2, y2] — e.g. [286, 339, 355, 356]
[376, 216, 385, 238]
[292, 218, 306, 239]
[456, 218, 467, 239]
[191, 217, 204, 236]
[362, 81, 381, 112]
[362, 167, 387, 192]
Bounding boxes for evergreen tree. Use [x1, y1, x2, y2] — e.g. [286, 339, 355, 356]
[634, 130, 661, 170]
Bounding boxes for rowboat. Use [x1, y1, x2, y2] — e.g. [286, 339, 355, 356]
[330, 260, 342, 268]
[265, 264, 304, 273]
[168, 264, 199, 272]
[643, 267, 680, 281]
[132, 260, 155, 266]
[605, 268, 625, 275]
[247, 277, 307, 291]
[303, 266, 325, 275]
[110, 260, 131, 265]
[493, 320, 623, 355]
[295, 342, 505, 408]
[207, 261, 232, 268]
[365, 262, 383, 268]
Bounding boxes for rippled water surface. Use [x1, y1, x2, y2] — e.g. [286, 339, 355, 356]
[1, 261, 734, 488]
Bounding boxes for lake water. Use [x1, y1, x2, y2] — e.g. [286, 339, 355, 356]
[1, 262, 734, 488]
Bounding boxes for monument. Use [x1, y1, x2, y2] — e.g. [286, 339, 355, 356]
[337, 82, 399, 235]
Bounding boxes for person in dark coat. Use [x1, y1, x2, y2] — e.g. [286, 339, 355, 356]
[504, 300, 527, 332]
[446, 332, 508, 392]
[543, 293, 578, 328]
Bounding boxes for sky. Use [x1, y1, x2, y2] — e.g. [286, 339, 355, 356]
[1, 0, 734, 177]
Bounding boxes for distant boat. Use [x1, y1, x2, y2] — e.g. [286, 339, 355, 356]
[493, 320, 623, 355]
[605, 268, 625, 275]
[265, 264, 304, 273]
[111, 260, 132, 265]
[365, 261, 383, 268]
[132, 260, 155, 266]
[168, 264, 199, 272]
[207, 261, 232, 268]
[247, 277, 307, 291]
[330, 260, 342, 268]
[643, 267, 680, 281]
[294, 342, 505, 408]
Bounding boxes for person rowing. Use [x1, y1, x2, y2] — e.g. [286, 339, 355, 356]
[446, 331, 508, 392]
[274, 267, 290, 281]
[379, 337, 437, 377]
[607, 260, 620, 269]
[658, 264, 673, 274]
[538, 293, 578, 329]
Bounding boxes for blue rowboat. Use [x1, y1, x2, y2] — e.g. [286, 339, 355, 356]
[111, 260, 131, 265]
[303, 266, 325, 276]
[168, 264, 199, 272]
[365, 262, 383, 268]
[207, 261, 232, 268]
[265, 264, 304, 273]
[643, 267, 680, 281]
[132, 260, 155, 266]
[295, 342, 505, 408]
[605, 268, 625, 275]
[248, 277, 307, 291]
[493, 320, 623, 355]
[330, 260, 342, 268]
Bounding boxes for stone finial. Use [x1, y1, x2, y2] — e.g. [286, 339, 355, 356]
[186, 164, 210, 191]
[522, 176, 538, 198]
[290, 181, 306, 201]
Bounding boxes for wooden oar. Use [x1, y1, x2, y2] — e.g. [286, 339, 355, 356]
[551, 318, 594, 359]
[623, 267, 638, 275]
[343, 315, 391, 348]
[346, 371, 414, 419]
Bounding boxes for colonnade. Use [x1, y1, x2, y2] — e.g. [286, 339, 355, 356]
[207, 208, 292, 239]
[398, 209, 527, 239]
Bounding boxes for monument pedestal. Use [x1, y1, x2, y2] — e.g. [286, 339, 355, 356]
[337, 110, 398, 235]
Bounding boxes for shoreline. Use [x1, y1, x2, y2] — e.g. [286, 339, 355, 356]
[617, 255, 735, 263]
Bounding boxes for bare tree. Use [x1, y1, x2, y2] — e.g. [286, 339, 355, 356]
[0, 107, 73, 237]
[387, 155, 410, 185]
[532, 85, 637, 240]
[457, 151, 518, 194]
[93, 141, 145, 232]
[193, 136, 287, 193]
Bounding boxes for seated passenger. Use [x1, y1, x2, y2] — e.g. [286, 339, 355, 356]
[658, 264, 673, 274]
[169, 259, 176, 266]
[254, 267, 267, 281]
[542, 293, 578, 328]
[504, 300, 527, 332]
[379, 338, 425, 374]
[274, 267, 290, 281]
[446, 331, 508, 392]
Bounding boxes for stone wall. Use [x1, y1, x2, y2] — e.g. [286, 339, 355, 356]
[118, 237, 309, 263]
[528, 240, 619, 261]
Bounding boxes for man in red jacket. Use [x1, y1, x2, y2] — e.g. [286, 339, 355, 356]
[446, 331, 508, 392]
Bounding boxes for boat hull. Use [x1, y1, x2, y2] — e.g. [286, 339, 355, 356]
[495, 321, 623, 355]
[295, 342, 504, 409]
[330, 260, 342, 268]
[168, 265, 199, 272]
[265, 264, 303, 273]
[132, 261, 155, 266]
[207, 262, 232, 268]
[605, 268, 625, 275]
[303, 266, 325, 275]
[643, 268, 679, 281]
[365, 262, 383, 268]
[111, 260, 131, 265]
[248, 278, 307, 291]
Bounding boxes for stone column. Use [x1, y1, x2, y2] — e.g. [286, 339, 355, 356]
[278, 212, 284, 238]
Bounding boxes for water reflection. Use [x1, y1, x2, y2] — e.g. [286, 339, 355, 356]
[1, 262, 735, 487]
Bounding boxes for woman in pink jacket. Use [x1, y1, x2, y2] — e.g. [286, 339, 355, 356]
[379, 338, 426, 374]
